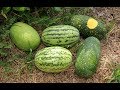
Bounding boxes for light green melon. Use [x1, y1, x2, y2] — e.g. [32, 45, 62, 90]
[34, 46, 72, 73]
[10, 22, 40, 51]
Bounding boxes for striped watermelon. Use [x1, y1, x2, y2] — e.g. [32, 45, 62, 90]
[34, 46, 72, 73]
[41, 25, 80, 48]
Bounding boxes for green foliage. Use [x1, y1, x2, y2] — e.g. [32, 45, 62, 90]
[112, 69, 120, 82]
[108, 63, 120, 83]
[1, 7, 11, 14]
[0, 16, 17, 36]
[53, 7, 63, 12]
[13, 7, 30, 12]
[108, 69, 120, 83]
[106, 20, 116, 33]
[24, 50, 35, 72]
[1, 7, 11, 19]
[0, 60, 13, 73]
[22, 7, 92, 28]
[0, 15, 16, 58]
[0, 42, 12, 57]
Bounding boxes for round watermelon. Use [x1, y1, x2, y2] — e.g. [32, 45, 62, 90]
[10, 22, 40, 51]
[34, 46, 72, 73]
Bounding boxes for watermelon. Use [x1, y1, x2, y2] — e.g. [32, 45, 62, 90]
[10, 22, 40, 51]
[41, 25, 80, 48]
[34, 46, 72, 73]
[75, 37, 101, 78]
[71, 15, 107, 40]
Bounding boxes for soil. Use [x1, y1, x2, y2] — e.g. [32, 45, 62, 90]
[0, 7, 120, 83]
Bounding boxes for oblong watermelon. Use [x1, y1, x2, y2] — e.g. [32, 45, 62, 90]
[71, 15, 107, 40]
[34, 46, 72, 73]
[41, 25, 80, 48]
[10, 22, 40, 51]
[75, 36, 101, 78]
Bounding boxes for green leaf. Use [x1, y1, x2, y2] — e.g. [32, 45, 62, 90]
[1, 11, 7, 19]
[0, 42, 12, 49]
[0, 49, 7, 56]
[106, 20, 116, 33]
[109, 68, 120, 83]
[1, 7, 11, 20]
[48, 17, 61, 26]
[1, 7, 11, 14]
[31, 16, 50, 24]
[4, 44, 12, 49]
[0, 60, 10, 67]
[113, 69, 120, 80]
[54, 7, 62, 12]
[4, 66, 13, 73]
[13, 7, 30, 12]
[0, 43, 5, 48]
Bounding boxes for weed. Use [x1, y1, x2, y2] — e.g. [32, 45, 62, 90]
[106, 20, 116, 33]
[105, 62, 120, 83]
[107, 69, 120, 83]
[0, 60, 13, 73]
[0, 42, 12, 57]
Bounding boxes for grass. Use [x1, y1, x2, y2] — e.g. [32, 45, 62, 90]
[0, 7, 119, 83]
[104, 61, 120, 83]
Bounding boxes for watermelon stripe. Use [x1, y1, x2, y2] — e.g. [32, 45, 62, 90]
[42, 33, 66, 36]
[43, 40, 78, 46]
[43, 29, 79, 33]
[35, 56, 72, 60]
[43, 41, 77, 46]
[43, 33, 79, 38]
[35, 51, 72, 57]
[43, 39, 78, 45]
[36, 62, 71, 66]
[42, 31, 79, 36]
[43, 32, 79, 35]
[42, 36, 79, 40]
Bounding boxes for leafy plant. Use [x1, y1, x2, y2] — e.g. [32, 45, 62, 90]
[106, 20, 116, 33]
[1, 7, 11, 19]
[24, 49, 35, 72]
[53, 7, 63, 12]
[0, 42, 12, 57]
[108, 69, 120, 83]
[0, 60, 13, 73]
